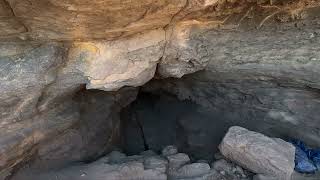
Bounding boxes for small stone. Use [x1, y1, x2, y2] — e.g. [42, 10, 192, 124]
[107, 151, 127, 164]
[170, 163, 211, 178]
[177, 163, 210, 177]
[144, 156, 168, 173]
[310, 57, 317, 61]
[162, 145, 178, 156]
[167, 153, 190, 169]
[212, 159, 233, 173]
[309, 33, 315, 39]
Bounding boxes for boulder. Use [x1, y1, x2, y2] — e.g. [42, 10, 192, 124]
[219, 126, 295, 180]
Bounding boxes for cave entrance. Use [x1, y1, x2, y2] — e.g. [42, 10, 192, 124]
[119, 71, 320, 161]
[120, 90, 233, 161]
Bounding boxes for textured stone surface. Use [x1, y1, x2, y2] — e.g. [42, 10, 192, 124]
[12, 146, 251, 180]
[169, 163, 211, 179]
[2, 0, 318, 41]
[35, 88, 138, 167]
[0, 0, 248, 41]
[122, 9, 320, 160]
[0, 22, 208, 177]
[0, 43, 73, 179]
[144, 156, 168, 173]
[1, 1, 320, 179]
[167, 153, 191, 169]
[162, 145, 178, 156]
[212, 159, 249, 179]
[0, 0, 229, 41]
[219, 126, 295, 180]
[0, 41, 139, 177]
[70, 30, 165, 91]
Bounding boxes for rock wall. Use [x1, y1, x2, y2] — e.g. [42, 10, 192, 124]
[0, 0, 320, 179]
[121, 8, 320, 159]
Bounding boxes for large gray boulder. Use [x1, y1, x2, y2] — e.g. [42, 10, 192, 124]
[219, 126, 295, 180]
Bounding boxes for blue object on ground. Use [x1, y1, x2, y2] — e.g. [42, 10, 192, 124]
[310, 149, 320, 169]
[289, 140, 318, 173]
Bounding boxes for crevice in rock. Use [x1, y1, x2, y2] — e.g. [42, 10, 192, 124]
[3, 0, 29, 34]
[159, 0, 189, 63]
[165, 0, 189, 30]
[132, 111, 149, 151]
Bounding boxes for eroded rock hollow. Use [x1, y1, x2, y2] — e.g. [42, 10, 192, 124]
[0, 0, 320, 179]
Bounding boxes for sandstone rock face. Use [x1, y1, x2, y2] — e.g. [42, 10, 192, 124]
[0, 0, 246, 41]
[70, 30, 165, 91]
[0, 41, 141, 177]
[158, 21, 212, 78]
[0, 22, 210, 177]
[219, 126, 295, 180]
[122, 7, 320, 160]
[0, 0, 320, 179]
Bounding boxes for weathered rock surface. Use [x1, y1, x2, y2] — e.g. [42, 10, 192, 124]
[0, 0, 320, 179]
[0, 0, 290, 41]
[0, 42, 140, 177]
[13, 152, 168, 180]
[0, 0, 202, 40]
[71, 30, 165, 91]
[11, 146, 254, 180]
[169, 163, 211, 179]
[212, 159, 250, 180]
[162, 145, 179, 157]
[219, 126, 295, 180]
[0, 21, 209, 177]
[167, 153, 191, 169]
[122, 7, 320, 160]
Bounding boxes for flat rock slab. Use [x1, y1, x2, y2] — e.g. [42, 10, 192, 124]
[219, 126, 295, 180]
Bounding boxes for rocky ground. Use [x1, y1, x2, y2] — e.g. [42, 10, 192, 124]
[10, 126, 320, 180]
[12, 146, 254, 180]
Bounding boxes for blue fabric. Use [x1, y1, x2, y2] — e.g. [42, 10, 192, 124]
[289, 140, 318, 173]
[310, 149, 320, 169]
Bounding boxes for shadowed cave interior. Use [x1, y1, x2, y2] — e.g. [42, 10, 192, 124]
[10, 70, 320, 180]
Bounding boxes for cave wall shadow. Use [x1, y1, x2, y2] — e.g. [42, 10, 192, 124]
[121, 91, 229, 160]
[120, 71, 320, 161]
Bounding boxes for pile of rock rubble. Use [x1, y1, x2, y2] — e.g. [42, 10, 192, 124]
[14, 126, 299, 180]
